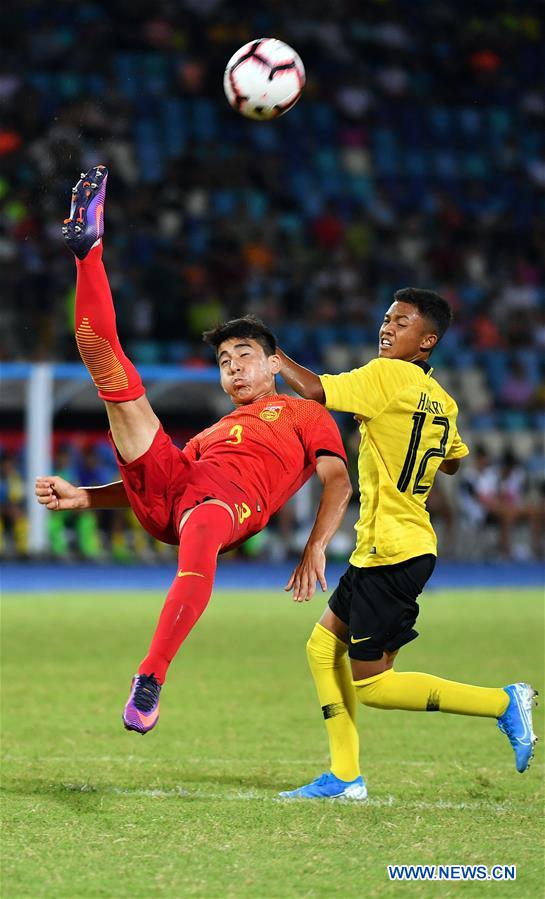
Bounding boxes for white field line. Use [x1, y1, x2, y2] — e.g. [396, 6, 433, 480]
[2, 755, 343, 765]
[3, 753, 543, 769]
[90, 786, 514, 811]
[2, 755, 426, 766]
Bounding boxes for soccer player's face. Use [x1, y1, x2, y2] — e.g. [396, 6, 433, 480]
[378, 301, 437, 361]
[217, 338, 280, 404]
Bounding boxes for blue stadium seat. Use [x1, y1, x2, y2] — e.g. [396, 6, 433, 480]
[428, 106, 452, 140]
[337, 324, 371, 347]
[462, 153, 488, 178]
[314, 325, 340, 351]
[459, 285, 486, 308]
[127, 341, 162, 364]
[488, 108, 511, 138]
[191, 99, 217, 141]
[498, 410, 531, 431]
[138, 54, 169, 97]
[161, 98, 188, 157]
[403, 151, 426, 178]
[135, 118, 164, 181]
[315, 149, 338, 175]
[309, 103, 336, 137]
[250, 123, 279, 152]
[373, 148, 399, 176]
[458, 107, 482, 139]
[513, 349, 541, 386]
[347, 175, 373, 204]
[164, 341, 191, 363]
[244, 190, 269, 220]
[210, 190, 237, 217]
[471, 412, 498, 430]
[185, 223, 209, 256]
[115, 53, 139, 100]
[481, 351, 508, 392]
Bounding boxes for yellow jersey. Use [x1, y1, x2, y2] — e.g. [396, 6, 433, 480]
[320, 358, 469, 568]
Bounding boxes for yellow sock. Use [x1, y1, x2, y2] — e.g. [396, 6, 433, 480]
[307, 623, 360, 781]
[354, 669, 509, 718]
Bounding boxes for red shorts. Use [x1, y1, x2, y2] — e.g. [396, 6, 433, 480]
[111, 426, 267, 548]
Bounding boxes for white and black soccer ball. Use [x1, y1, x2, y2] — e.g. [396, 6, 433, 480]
[223, 38, 305, 121]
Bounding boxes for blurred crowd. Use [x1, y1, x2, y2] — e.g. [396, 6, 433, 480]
[2, 435, 543, 562]
[1, 1, 544, 560]
[2, 0, 544, 427]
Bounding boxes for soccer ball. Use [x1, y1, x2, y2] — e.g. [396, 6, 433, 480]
[224, 39, 305, 121]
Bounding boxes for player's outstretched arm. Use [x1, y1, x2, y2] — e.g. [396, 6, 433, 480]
[277, 349, 325, 403]
[35, 476, 130, 511]
[286, 455, 352, 602]
[438, 458, 461, 475]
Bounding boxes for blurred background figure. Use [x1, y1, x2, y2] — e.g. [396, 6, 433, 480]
[0, 452, 27, 558]
[46, 445, 103, 561]
[459, 446, 544, 560]
[482, 449, 543, 561]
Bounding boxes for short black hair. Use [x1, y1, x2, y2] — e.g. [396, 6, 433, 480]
[394, 287, 453, 341]
[202, 315, 277, 357]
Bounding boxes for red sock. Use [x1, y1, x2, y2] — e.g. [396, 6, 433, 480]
[75, 243, 144, 402]
[138, 503, 234, 683]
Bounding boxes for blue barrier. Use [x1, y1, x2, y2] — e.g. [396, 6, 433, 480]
[0, 363, 219, 382]
[2, 561, 543, 593]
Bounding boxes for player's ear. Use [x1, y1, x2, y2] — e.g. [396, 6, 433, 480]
[268, 353, 282, 375]
[420, 332, 438, 352]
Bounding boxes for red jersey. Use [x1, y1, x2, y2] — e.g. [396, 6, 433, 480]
[183, 394, 346, 521]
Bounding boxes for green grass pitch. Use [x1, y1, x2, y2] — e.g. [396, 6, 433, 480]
[1, 586, 543, 898]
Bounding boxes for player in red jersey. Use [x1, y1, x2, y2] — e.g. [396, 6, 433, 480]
[35, 166, 352, 735]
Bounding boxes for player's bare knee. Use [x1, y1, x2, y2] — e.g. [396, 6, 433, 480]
[351, 657, 388, 682]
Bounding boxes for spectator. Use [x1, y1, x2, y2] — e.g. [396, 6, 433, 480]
[469, 449, 543, 560]
[47, 446, 103, 560]
[499, 359, 535, 411]
[0, 453, 27, 557]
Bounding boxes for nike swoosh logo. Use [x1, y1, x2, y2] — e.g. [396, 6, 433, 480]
[177, 570, 205, 578]
[351, 635, 372, 644]
[136, 709, 159, 725]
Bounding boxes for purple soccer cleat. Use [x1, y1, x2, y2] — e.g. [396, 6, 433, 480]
[123, 673, 162, 735]
[62, 165, 108, 259]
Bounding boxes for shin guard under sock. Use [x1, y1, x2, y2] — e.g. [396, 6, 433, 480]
[307, 623, 360, 781]
[138, 504, 233, 683]
[75, 243, 144, 402]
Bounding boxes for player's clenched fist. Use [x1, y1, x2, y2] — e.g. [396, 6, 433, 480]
[35, 476, 88, 511]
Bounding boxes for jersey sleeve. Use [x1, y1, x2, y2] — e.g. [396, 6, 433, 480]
[445, 426, 470, 460]
[182, 435, 200, 461]
[298, 401, 347, 467]
[319, 358, 391, 420]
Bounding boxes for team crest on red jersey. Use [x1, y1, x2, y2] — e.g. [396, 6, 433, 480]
[259, 404, 284, 422]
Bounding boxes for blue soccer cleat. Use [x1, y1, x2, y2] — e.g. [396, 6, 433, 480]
[279, 771, 367, 800]
[497, 683, 538, 773]
[62, 165, 108, 259]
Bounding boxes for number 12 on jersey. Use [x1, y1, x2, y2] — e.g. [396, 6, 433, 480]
[397, 412, 450, 495]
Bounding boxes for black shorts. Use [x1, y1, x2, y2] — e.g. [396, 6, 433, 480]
[328, 555, 436, 661]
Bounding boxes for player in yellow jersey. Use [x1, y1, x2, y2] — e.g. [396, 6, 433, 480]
[277, 288, 537, 799]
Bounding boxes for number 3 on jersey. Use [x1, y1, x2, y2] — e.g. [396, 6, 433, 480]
[226, 425, 243, 445]
[397, 412, 450, 495]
